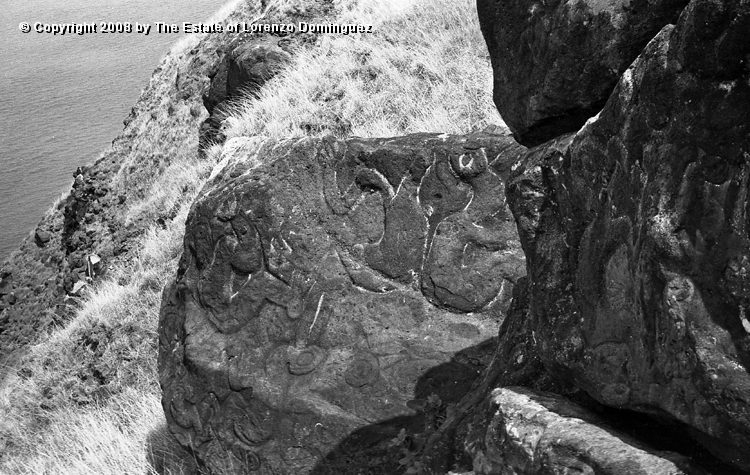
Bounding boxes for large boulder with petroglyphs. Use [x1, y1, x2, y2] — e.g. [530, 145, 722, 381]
[158, 131, 526, 473]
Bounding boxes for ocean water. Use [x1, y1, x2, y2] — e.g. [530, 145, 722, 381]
[0, 0, 229, 262]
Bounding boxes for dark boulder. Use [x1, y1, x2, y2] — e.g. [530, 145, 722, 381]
[227, 38, 290, 99]
[34, 229, 51, 247]
[505, 0, 750, 469]
[202, 52, 230, 115]
[0, 271, 13, 297]
[158, 131, 526, 474]
[202, 37, 291, 115]
[477, 0, 688, 146]
[199, 37, 291, 155]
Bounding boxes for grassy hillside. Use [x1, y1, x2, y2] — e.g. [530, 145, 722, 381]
[0, 0, 503, 473]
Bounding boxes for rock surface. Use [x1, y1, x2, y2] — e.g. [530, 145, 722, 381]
[159, 131, 527, 474]
[469, 387, 704, 475]
[476, 0, 688, 146]
[200, 37, 292, 153]
[203, 36, 291, 115]
[504, 0, 750, 469]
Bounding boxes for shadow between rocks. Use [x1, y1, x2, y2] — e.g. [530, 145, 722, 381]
[309, 337, 498, 475]
[589, 405, 750, 475]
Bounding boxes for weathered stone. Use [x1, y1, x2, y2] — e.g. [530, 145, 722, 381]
[159, 131, 526, 474]
[228, 39, 290, 98]
[0, 271, 12, 297]
[470, 387, 706, 475]
[34, 229, 51, 247]
[506, 0, 750, 469]
[203, 37, 291, 115]
[202, 53, 230, 115]
[419, 275, 598, 474]
[476, 0, 689, 146]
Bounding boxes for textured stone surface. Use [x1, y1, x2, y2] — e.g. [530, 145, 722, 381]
[418, 277, 572, 474]
[203, 37, 291, 115]
[159, 131, 527, 474]
[476, 0, 688, 146]
[505, 0, 750, 469]
[200, 37, 291, 154]
[228, 39, 290, 99]
[469, 387, 704, 475]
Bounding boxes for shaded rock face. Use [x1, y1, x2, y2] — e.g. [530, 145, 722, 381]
[199, 37, 291, 153]
[477, 0, 688, 147]
[228, 40, 290, 101]
[471, 387, 704, 475]
[505, 0, 750, 469]
[203, 37, 291, 115]
[159, 132, 527, 473]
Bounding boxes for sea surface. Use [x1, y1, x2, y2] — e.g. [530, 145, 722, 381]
[0, 0, 229, 262]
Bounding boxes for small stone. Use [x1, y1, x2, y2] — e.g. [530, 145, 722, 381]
[34, 229, 51, 247]
[70, 281, 86, 296]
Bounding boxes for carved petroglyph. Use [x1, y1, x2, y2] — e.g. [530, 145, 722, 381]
[320, 137, 522, 312]
[288, 345, 327, 375]
[337, 251, 398, 293]
[159, 133, 526, 473]
[422, 147, 523, 312]
[344, 351, 380, 388]
[363, 176, 428, 283]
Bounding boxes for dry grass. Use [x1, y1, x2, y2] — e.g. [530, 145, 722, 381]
[222, 0, 505, 140]
[0, 0, 502, 472]
[168, 0, 245, 55]
[0, 140, 224, 473]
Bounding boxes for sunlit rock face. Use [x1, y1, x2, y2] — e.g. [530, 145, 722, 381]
[477, 0, 688, 146]
[472, 387, 704, 475]
[158, 131, 526, 474]
[505, 0, 750, 469]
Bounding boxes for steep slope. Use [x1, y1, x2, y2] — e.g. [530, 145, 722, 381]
[0, 0, 505, 472]
[0, 1, 253, 362]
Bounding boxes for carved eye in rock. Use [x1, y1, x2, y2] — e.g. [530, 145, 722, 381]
[345, 352, 380, 387]
[288, 346, 327, 375]
[450, 148, 487, 180]
[240, 449, 262, 471]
